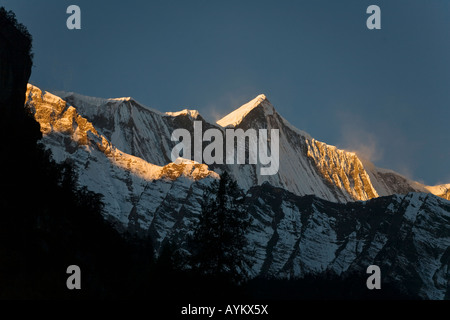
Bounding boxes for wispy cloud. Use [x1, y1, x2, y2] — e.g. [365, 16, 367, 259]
[335, 111, 383, 163]
[334, 109, 422, 182]
[202, 91, 260, 124]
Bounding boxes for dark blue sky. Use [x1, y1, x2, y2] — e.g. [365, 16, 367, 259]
[4, 0, 450, 185]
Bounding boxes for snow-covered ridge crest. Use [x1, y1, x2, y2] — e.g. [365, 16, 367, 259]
[26, 84, 217, 182]
[25, 84, 449, 202]
[52, 89, 164, 115]
[110, 97, 132, 101]
[165, 109, 200, 119]
[217, 94, 273, 128]
[216, 94, 311, 139]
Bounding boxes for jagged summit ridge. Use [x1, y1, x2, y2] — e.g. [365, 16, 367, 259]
[25, 84, 449, 204]
[26, 84, 217, 182]
[165, 109, 200, 119]
[53, 89, 164, 116]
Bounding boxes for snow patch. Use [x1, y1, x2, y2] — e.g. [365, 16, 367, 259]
[174, 157, 200, 165]
[165, 109, 200, 119]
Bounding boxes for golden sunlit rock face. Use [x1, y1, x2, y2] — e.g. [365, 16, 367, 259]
[25, 84, 218, 182]
[27, 85, 98, 143]
[425, 184, 450, 201]
[160, 163, 219, 181]
[306, 139, 379, 201]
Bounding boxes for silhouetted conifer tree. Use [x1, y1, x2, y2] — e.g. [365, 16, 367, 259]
[190, 172, 253, 284]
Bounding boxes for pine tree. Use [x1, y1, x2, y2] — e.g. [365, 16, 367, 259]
[190, 172, 253, 284]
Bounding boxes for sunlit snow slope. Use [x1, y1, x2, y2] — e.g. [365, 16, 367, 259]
[26, 84, 447, 206]
[25, 84, 218, 224]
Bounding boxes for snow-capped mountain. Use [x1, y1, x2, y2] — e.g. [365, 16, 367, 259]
[24, 84, 450, 299]
[26, 85, 445, 203]
[216, 94, 441, 202]
[26, 84, 218, 224]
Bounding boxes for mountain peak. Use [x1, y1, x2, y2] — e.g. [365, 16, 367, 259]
[165, 109, 200, 120]
[255, 93, 267, 101]
[110, 97, 133, 102]
[216, 94, 273, 128]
